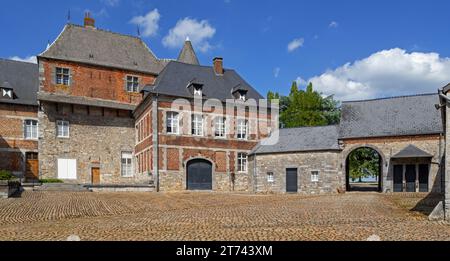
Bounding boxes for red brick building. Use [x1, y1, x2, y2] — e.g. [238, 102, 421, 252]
[133, 56, 274, 192]
[0, 59, 39, 181]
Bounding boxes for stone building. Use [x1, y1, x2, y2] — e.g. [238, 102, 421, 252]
[250, 94, 445, 194]
[249, 125, 343, 194]
[0, 59, 39, 181]
[438, 85, 450, 220]
[36, 15, 169, 185]
[133, 57, 273, 192]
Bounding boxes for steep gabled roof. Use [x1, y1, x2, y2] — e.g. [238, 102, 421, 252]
[0, 59, 38, 106]
[39, 24, 167, 74]
[250, 125, 341, 155]
[339, 93, 443, 139]
[142, 61, 263, 101]
[177, 40, 200, 65]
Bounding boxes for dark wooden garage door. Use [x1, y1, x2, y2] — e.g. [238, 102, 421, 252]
[286, 168, 298, 193]
[405, 165, 416, 192]
[418, 164, 429, 192]
[187, 159, 212, 190]
[393, 165, 403, 192]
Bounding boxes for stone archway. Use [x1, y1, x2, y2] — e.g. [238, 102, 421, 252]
[344, 146, 384, 192]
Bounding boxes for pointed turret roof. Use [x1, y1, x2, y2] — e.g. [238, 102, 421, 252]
[177, 39, 200, 65]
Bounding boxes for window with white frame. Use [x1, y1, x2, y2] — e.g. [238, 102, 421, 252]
[194, 87, 202, 96]
[237, 153, 248, 172]
[126, 76, 139, 92]
[24, 120, 38, 139]
[214, 117, 226, 138]
[56, 67, 70, 85]
[166, 112, 179, 134]
[57, 120, 70, 138]
[237, 119, 248, 140]
[267, 172, 274, 183]
[311, 171, 320, 182]
[191, 114, 203, 136]
[121, 152, 133, 177]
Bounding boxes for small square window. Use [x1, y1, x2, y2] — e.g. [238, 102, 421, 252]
[126, 76, 139, 92]
[56, 67, 70, 86]
[57, 120, 70, 138]
[267, 172, 274, 183]
[311, 171, 319, 182]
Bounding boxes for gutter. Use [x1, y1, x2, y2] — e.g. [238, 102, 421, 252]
[152, 93, 160, 192]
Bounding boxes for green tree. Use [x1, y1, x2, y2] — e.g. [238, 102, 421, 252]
[348, 148, 380, 182]
[272, 82, 340, 128]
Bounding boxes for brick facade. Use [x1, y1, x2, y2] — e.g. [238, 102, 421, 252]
[0, 103, 38, 177]
[134, 97, 274, 192]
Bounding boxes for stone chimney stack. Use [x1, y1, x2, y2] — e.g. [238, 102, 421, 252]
[84, 12, 95, 28]
[213, 57, 224, 75]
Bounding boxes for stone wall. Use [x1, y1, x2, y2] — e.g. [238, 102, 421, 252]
[39, 101, 151, 185]
[0, 103, 38, 177]
[341, 135, 443, 193]
[250, 151, 343, 194]
[445, 99, 450, 220]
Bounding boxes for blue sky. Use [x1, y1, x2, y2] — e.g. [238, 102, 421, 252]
[2, 0, 450, 101]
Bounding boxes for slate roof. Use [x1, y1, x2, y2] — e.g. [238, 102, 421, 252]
[39, 24, 168, 75]
[177, 40, 200, 65]
[391, 145, 433, 159]
[250, 125, 341, 155]
[142, 61, 264, 101]
[0, 59, 38, 106]
[339, 94, 443, 139]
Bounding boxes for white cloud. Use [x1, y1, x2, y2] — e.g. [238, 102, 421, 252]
[306, 48, 450, 101]
[295, 77, 307, 86]
[162, 17, 216, 53]
[329, 21, 339, 28]
[287, 38, 304, 52]
[130, 9, 160, 37]
[9, 56, 37, 64]
[273, 67, 280, 78]
[101, 0, 120, 7]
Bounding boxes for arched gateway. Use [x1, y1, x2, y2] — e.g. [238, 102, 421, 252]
[345, 147, 383, 192]
[186, 159, 213, 190]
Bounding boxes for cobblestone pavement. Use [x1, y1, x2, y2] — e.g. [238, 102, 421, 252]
[0, 191, 449, 241]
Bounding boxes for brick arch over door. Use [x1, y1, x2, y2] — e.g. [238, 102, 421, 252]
[342, 144, 387, 192]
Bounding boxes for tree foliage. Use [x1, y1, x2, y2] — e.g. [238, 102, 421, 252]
[348, 148, 380, 182]
[267, 82, 341, 128]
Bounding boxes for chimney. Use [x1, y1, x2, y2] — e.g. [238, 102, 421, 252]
[213, 57, 224, 75]
[84, 12, 95, 28]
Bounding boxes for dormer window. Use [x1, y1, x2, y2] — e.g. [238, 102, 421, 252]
[239, 93, 246, 101]
[194, 86, 202, 96]
[1, 88, 13, 99]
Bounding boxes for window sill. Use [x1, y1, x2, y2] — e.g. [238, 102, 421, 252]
[24, 138, 38, 141]
[57, 136, 70, 139]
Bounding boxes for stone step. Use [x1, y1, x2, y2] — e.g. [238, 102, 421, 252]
[34, 183, 92, 192]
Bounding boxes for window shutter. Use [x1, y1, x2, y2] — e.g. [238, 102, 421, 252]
[68, 68, 73, 86]
[124, 76, 128, 91]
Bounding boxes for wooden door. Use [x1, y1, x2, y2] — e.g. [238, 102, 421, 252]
[286, 168, 298, 193]
[91, 168, 100, 184]
[25, 152, 39, 181]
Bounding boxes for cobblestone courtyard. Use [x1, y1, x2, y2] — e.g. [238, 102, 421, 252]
[0, 191, 449, 241]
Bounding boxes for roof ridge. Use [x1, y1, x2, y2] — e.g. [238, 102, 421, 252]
[280, 125, 338, 131]
[68, 23, 142, 40]
[0, 58, 38, 66]
[342, 93, 437, 104]
[169, 60, 235, 71]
